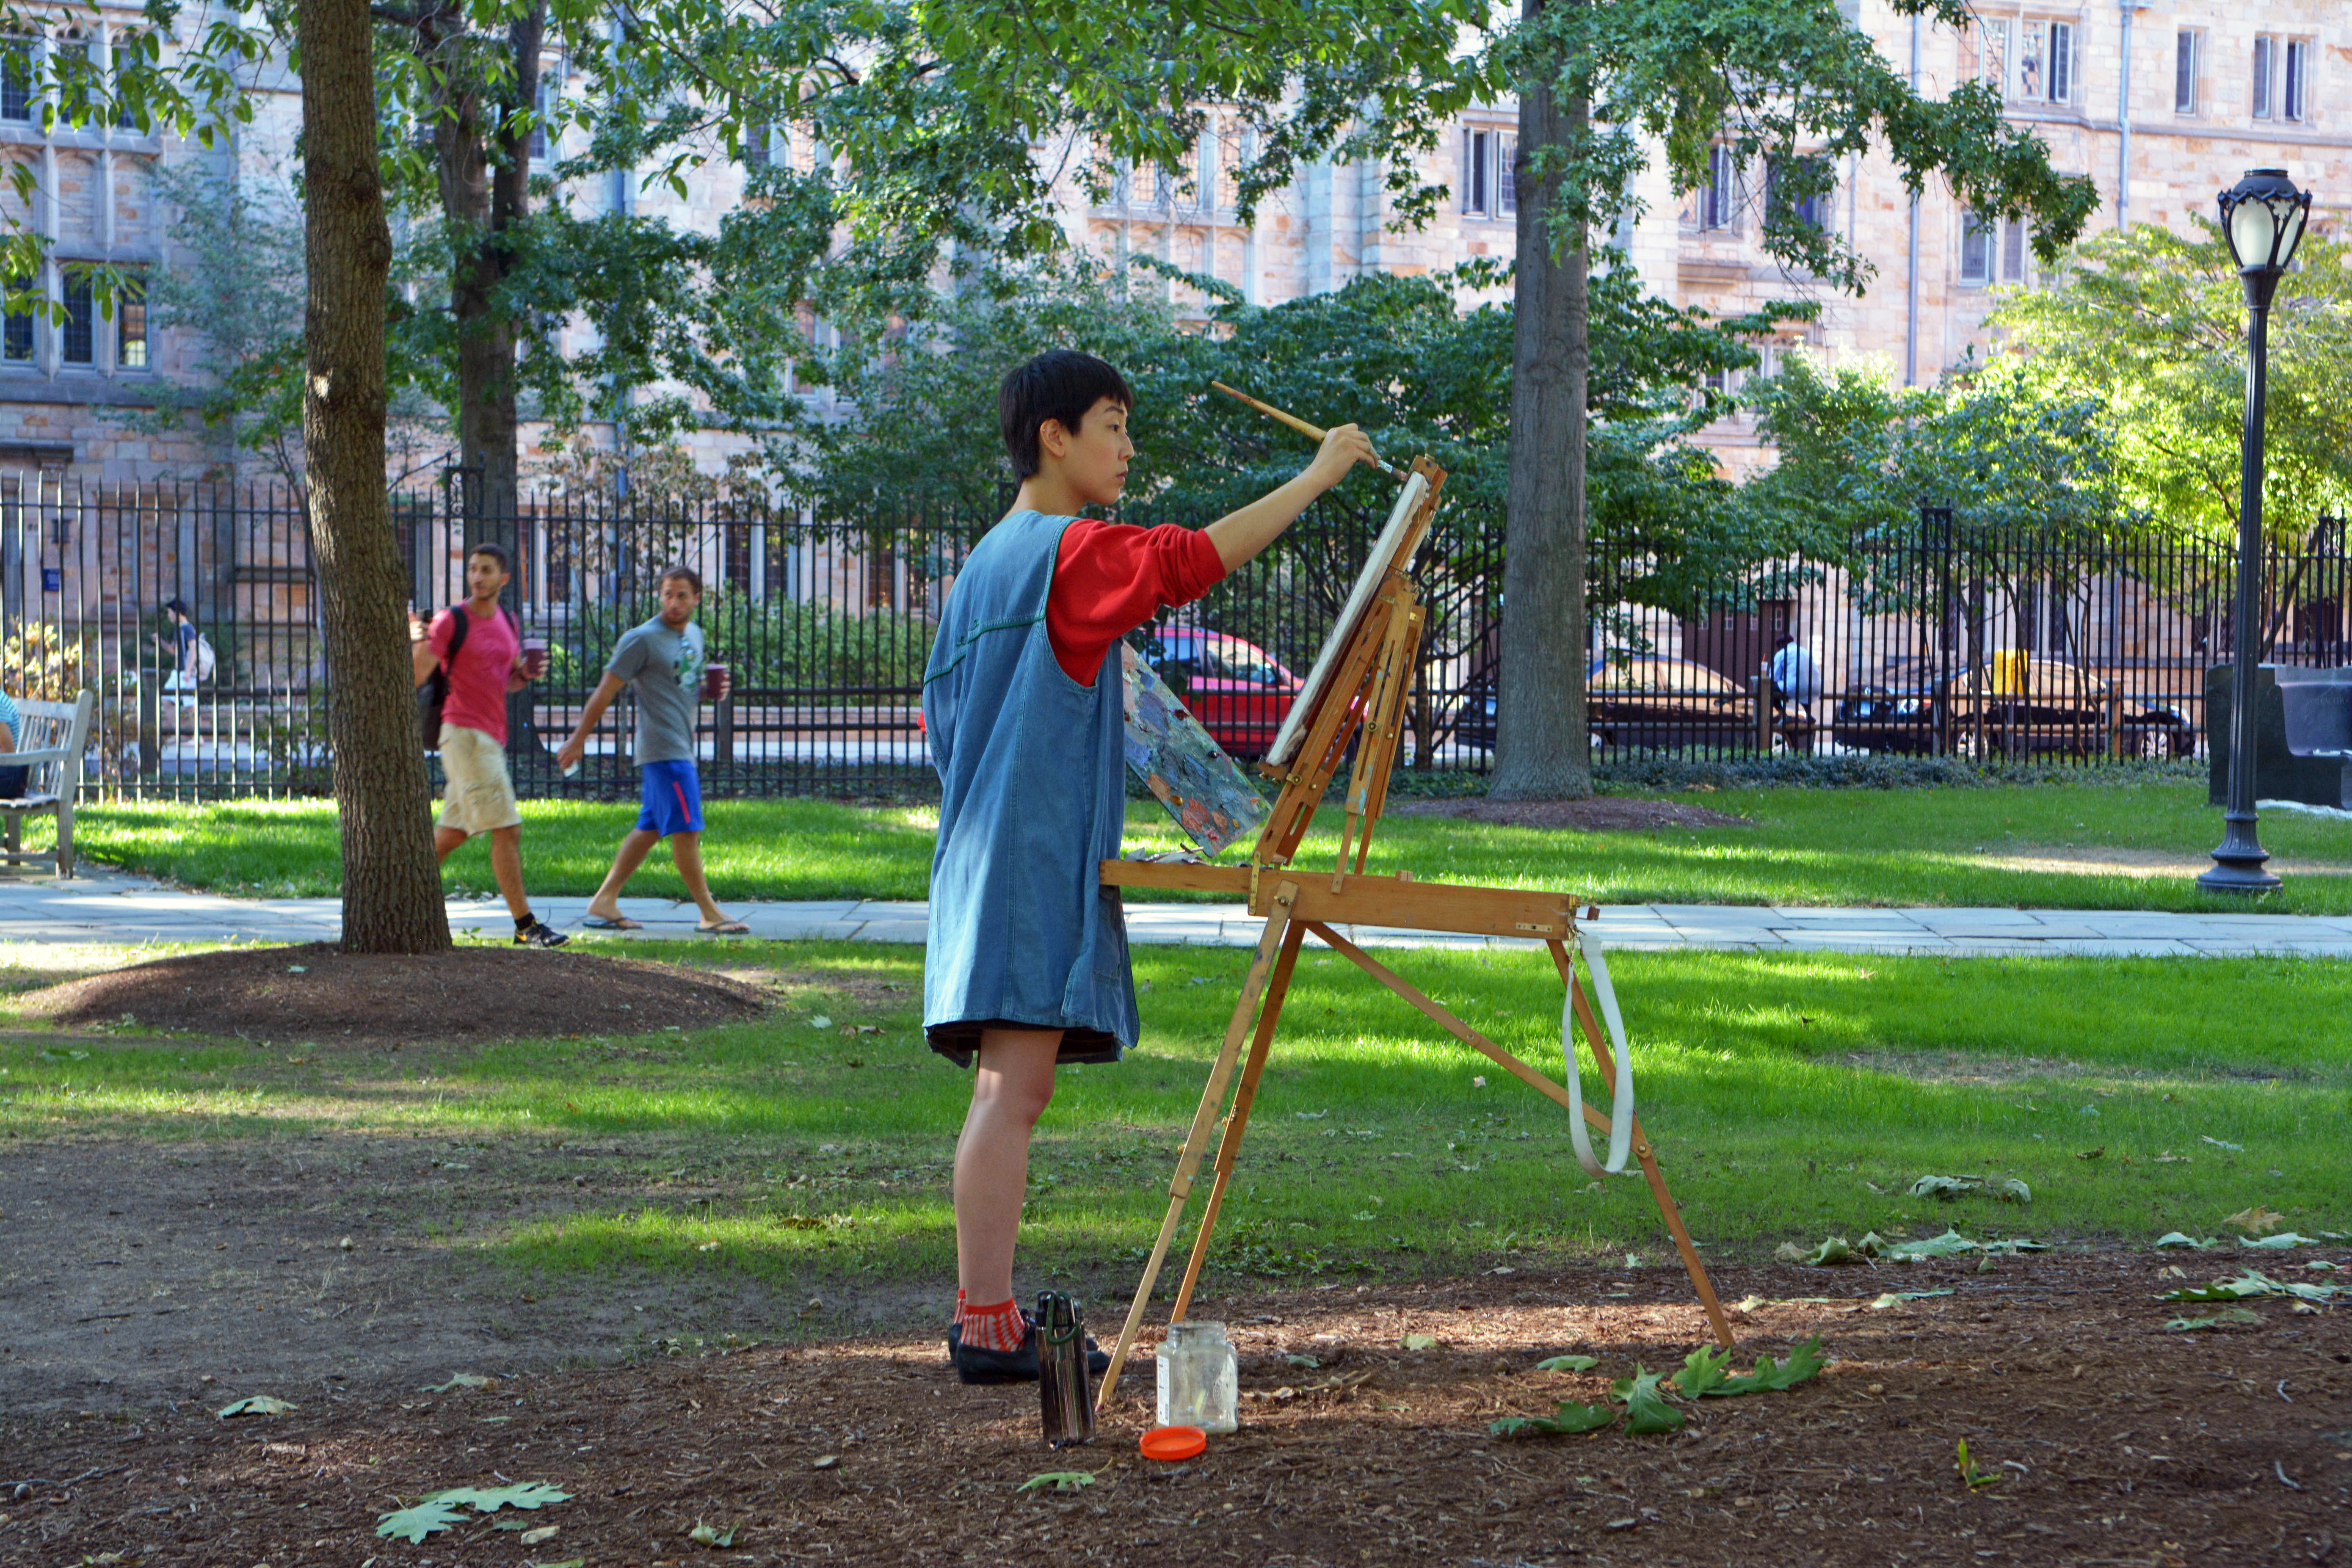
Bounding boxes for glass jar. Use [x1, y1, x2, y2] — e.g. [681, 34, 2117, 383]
[1155, 1320, 1238, 1434]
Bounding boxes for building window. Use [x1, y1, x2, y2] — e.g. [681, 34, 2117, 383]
[116, 272, 144, 369]
[1973, 19, 2007, 95]
[1460, 126, 1493, 217]
[1962, 212, 2028, 287]
[1216, 125, 1243, 211]
[1960, 211, 1991, 284]
[0, 36, 31, 123]
[2252, 35, 2274, 119]
[2284, 39, 2309, 122]
[2174, 30, 2200, 114]
[3, 274, 30, 363]
[744, 121, 774, 169]
[528, 74, 554, 159]
[1699, 144, 1737, 231]
[1768, 156, 1831, 234]
[1497, 133, 1517, 217]
[2013, 20, 2073, 105]
[60, 271, 92, 365]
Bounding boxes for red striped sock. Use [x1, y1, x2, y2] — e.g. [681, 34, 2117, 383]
[959, 1297, 1025, 1355]
[952, 1287, 965, 1326]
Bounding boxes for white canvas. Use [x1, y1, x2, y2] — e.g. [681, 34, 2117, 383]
[1264, 470, 1430, 768]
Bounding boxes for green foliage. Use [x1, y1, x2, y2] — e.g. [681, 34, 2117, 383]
[1955, 1437, 2000, 1490]
[1536, 1354, 1600, 1373]
[1995, 222, 2352, 544]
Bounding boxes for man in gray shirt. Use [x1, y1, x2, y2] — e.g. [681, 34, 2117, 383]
[555, 564, 749, 934]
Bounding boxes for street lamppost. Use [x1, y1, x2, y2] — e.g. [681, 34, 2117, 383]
[2198, 167, 2311, 895]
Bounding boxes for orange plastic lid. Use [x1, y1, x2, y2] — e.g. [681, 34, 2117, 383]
[1140, 1425, 1207, 1462]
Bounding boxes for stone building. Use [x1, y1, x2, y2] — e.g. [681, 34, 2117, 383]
[0, 0, 2343, 490]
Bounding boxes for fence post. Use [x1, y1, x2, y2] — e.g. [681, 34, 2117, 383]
[1756, 661, 1774, 753]
[715, 692, 734, 767]
[2107, 682, 2124, 759]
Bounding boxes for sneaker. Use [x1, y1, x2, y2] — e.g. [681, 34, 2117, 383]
[947, 1316, 1112, 1384]
[515, 920, 570, 948]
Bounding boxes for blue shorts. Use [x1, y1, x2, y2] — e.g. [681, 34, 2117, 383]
[637, 759, 705, 837]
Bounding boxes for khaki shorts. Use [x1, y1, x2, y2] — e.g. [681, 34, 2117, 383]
[437, 724, 522, 835]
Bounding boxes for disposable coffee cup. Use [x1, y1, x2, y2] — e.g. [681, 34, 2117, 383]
[521, 636, 549, 677]
[703, 661, 729, 701]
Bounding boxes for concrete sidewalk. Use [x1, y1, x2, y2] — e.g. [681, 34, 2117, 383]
[2, 866, 2348, 958]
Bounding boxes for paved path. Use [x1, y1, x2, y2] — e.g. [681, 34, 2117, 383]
[2, 866, 2348, 957]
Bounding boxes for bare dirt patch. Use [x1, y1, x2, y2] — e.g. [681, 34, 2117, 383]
[7, 1251, 2348, 1567]
[16, 943, 769, 1041]
[1395, 795, 1755, 832]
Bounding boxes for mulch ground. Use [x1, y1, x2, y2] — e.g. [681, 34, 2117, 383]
[1394, 797, 1755, 832]
[8, 1251, 2346, 1567]
[16, 944, 769, 1041]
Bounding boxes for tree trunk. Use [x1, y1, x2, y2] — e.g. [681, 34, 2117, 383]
[431, 2, 543, 542]
[1491, 0, 1590, 801]
[300, 0, 453, 955]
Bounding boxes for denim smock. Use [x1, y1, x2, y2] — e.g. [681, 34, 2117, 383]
[922, 510, 1136, 1067]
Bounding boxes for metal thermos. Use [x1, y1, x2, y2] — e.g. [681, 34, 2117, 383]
[1037, 1291, 1094, 1448]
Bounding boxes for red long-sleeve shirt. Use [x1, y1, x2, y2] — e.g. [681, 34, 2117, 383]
[1046, 521, 1228, 684]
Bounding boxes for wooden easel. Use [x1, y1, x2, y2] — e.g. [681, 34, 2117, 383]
[1094, 435, 1734, 1409]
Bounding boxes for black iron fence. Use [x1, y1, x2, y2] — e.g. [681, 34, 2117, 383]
[11, 475, 2344, 799]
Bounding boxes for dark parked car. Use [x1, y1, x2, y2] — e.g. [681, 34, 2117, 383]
[1452, 656, 1814, 753]
[1834, 657, 2193, 757]
[1145, 630, 1302, 760]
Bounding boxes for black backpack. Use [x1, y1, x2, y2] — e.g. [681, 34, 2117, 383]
[419, 605, 519, 749]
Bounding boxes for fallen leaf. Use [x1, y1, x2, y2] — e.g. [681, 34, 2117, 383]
[2165, 1307, 2265, 1331]
[2153, 1232, 2214, 1250]
[2202, 1136, 2245, 1152]
[519, 1523, 559, 1544]
[2074, 1147, 2104, 1161]
[431, 1483, 570, 1513]
[812, 1454, 839, 1469]
[2241, 1232, 2322, 1250]
[808, 1015, 832, 1029]
[419, 1373, 493, 1392]
[1402, 1333, 1438, 1351]
[1537, 1354, 1599, 1373]
[1712, 1338, 1829, 1396]
[1492, 1400, 1615, 1438]
[1016, 1472, 1096, 1494]
[376, 1498, 468, 1543]
[688, 1519, 739, 1546]
[1286, 1352, 1321, 1370]
[216, 1395, 296, 1418]
[1612, 1367, 1685, 1435]
[1869, 1289, 1955, 1310]
[2224, 1205, 2285, 1234]
[1671, 1345, 1730, 1399]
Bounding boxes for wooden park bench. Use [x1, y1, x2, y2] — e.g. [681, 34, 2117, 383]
[0, 690, 94, 878]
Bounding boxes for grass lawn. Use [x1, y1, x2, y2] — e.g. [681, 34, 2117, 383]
[6, 940, 2343, 1297]
[74, 782, 2352, 911]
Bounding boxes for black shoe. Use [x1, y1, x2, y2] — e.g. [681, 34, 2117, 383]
[515, 920, 570, 948]
[947, 1317, 1111, 1383]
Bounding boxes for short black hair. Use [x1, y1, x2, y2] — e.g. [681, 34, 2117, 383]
[466, 541, 514, 574]
[659, 563, 703, 595]
[999, 350, 1132, 481]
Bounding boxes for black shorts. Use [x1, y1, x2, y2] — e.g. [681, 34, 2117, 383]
[925, 1019, 1124, 1069]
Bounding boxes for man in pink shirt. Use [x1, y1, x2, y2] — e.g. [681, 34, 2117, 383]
[409, 543, 569, 947]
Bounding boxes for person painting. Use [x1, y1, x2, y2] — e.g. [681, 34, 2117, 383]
[926, 349, 1377, 1383]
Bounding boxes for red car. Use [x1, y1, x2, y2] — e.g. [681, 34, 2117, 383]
[1145, 630, 1302, 760]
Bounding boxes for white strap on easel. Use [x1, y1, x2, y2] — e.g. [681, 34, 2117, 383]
[1563, 929, 1635, 1178]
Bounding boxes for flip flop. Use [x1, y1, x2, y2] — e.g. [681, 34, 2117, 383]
[697, 918, 752, 936]
[580, 914, 642, 931]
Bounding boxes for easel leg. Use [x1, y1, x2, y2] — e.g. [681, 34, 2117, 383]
[1097, 882, 1300, 1410]
[1549, 941, 1736, 1350]
[1171, 923, 1307, 1323]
